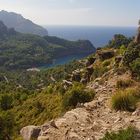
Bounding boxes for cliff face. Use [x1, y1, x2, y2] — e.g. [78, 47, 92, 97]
[0, 10, 48, 36]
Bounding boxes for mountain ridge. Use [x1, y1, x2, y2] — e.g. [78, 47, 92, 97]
[0, 10, 48, 36]
[0, 21, 96, 70]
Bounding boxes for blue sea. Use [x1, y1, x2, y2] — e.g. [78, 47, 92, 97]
[45, 25, 137, 48]
[39, 53, 89, 69]
[41, 25, 137, 68]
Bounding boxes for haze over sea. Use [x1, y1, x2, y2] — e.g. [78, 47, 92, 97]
[45, 25, 137, 48]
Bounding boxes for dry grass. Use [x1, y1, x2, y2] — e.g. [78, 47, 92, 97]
[111, 88, 140, 111]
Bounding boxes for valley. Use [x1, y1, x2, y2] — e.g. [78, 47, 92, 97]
[0, 4, 139, 140]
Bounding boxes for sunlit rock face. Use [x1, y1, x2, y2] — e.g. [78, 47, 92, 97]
[134, 20, 140, 44]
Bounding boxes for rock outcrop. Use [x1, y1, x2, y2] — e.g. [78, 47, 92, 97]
[97, 50, 114, 61]
[20, 125, 41, 140]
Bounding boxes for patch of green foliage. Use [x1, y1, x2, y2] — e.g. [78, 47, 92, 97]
[63, 83, 95, 110]
[123, 42, 140, 79]
[92, 66, 107, 79]
[0, 60, 84, 91]
[118, 45, 127, 55]
[123, 43, 140, 65]
[0, 60, 86, 139]
[102, 59, 111, 67]
[130, 58, 140, 78]
[0, 59, 96, 139]
[107, 34, 132, 48]
[0, 111, 15, 140]
[0, 30, 95, 70]
[100, 127, 136, 140]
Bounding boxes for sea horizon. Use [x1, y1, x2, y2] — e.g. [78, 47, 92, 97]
[44, 25, 137, 48]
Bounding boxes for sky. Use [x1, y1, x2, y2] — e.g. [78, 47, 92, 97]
[0, 0, 139, 26]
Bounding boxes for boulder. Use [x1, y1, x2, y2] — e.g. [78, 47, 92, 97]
[20, 125, 41, 140]
[97, 50, 114, 60]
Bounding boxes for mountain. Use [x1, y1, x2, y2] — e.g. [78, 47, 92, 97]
[0, 21, 96, 70]
[0, 10, 48, 36]
[20, 29, 140, 140]
[0, 22, 140, 140]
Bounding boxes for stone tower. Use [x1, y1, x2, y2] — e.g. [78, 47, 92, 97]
[134, 20, 140, 44]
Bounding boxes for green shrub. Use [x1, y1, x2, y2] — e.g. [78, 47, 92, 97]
[100, 127, 135, 140]
[118, 45, 127, 55]
[92, 65, 109, 79]
[108, 34, 132, 48]
[130, 58, 140, 78]
[0, 112, 15, 140]
[63, 83, 95, 110]
[46, 85, 54, 94]
[0, 94, 13, 110]
[116, 79, 133, 89]
[123, 43, 140, 67]
[111, 89, 138, 111]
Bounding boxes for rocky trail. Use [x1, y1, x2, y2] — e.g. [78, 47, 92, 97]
[21, 70, 140, 140]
